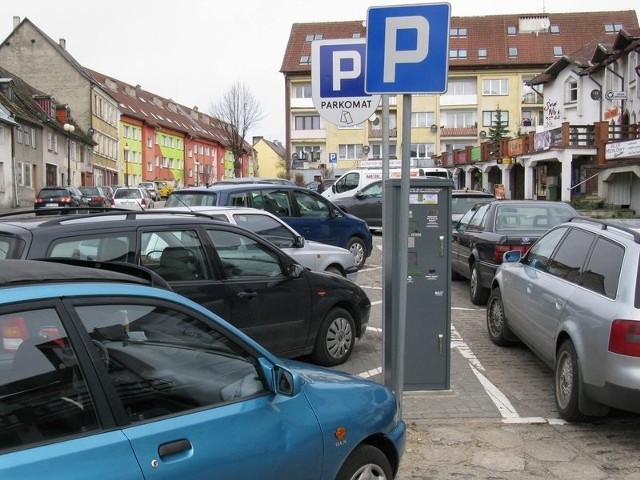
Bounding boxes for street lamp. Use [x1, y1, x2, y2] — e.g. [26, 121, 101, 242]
[63, 123, 75, 185]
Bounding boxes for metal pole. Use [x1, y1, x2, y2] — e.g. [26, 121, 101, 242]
[67, 138, 71, 186]
[393, 93, 412, 418]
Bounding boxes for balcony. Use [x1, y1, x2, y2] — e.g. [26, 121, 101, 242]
[440, 127, 477, 137]
[368, 127, 398, 138]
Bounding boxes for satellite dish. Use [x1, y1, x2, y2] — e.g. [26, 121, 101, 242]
[540, 19, 550, 29]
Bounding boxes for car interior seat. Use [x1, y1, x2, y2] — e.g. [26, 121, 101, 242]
[99, 238, 130, 262]
[158, 247, 199, 281]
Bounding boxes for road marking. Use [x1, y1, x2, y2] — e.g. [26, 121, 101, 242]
[451, 325, 520, 419]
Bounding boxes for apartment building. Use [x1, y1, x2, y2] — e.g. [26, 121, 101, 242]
[280, 10, 639, 183]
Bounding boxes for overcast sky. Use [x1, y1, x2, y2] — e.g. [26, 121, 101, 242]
[4, 1, 640, 142]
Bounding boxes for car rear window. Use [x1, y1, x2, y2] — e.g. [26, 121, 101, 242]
[165, 192, 218, 207]
[38, 189, 68, 197]
[115, 189, 142, 199]
[495, 205, 575, 232]
[452, 195, 494, 215]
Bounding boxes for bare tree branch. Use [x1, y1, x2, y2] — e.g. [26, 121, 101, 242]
[210, 81, 265, 177]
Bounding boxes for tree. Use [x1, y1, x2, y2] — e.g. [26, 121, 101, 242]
[210, 81, 265, 177]
[487, 106, 510, 159]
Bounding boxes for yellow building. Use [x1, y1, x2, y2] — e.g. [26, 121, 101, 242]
[280, 11, 639, 182]
[252, 136, 287, 179]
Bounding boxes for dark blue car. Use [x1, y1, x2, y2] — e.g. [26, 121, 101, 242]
[165, 183, 373, 269]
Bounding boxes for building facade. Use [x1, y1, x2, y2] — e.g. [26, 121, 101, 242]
[280, 11, 639, 187]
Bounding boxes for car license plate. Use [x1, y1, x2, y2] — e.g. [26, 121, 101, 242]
[46, 203, 58, 207]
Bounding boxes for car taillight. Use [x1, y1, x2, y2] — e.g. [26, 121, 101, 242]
[2, 316, 27, 352]
[61, 196, 72, 203]
[141, 197, 147, 206]
[35, 198, 44, 204]
[609, 320, 640, 357]
[493, 245, 529, 262]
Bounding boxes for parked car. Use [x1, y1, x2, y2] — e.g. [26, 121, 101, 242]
[153, 180, 173, 199]
[451, 200, 579, 305]
[138, 181, 160, 201]
[33, 186, 85, 212]
[0, 210, 370, 366]
[451, 189, 496, 224]
[333, 180, 383, 230]
[79, 186, 111, 208]
[486, 217, 640, 422]
[113, 187, 155, 210]
[332, 183, 494, 231]
[165, 184, 373, 269]
[0, 259, 404, 479]
[160, 206, 359, 280]
[100, 185, 116, 206]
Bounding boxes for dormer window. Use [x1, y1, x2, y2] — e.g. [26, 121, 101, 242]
[507, 26, 517, 35]
[305, 34, 323, 42]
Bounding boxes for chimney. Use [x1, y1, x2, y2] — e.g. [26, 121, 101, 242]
[59, 38, 66, 50]
[13, 16, 20, 29]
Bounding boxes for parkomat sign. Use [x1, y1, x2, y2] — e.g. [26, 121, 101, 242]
[312, 38, 381, 127]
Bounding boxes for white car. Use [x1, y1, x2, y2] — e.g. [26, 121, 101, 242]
[113, 187, 155, 210]
[159, 206, 358, 281]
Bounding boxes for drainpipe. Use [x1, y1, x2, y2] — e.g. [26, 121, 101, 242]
[586, 74, 603, 121]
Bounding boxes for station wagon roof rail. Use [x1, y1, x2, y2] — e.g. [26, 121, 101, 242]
[569, 216, 640, 243]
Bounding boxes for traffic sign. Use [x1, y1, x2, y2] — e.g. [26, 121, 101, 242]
[312, 38, 381, 127]
[329, 153, 337, 164]
[365, 3, 451, 94]
[605, 91, 627, 100]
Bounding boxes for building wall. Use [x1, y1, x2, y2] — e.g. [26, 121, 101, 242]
[253, 139, 284, 178]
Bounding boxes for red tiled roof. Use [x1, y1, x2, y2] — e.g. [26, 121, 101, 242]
[86, 69, 231, 147]
[280, 11, 639, 74]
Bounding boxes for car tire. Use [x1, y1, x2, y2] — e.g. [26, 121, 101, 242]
[486, 288, 517, 346]
[555, 340, 589, 422]
[470, 262, 490, 305]
[336, 444, 393, 480]
[325, 265, 343, 277]
[346, 237, 366, 270]
[312, 307, 355, 367]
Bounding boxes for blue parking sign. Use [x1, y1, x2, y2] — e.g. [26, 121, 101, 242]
[365, 3, 451, 94]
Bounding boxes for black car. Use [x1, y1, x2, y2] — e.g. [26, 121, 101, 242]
[0, 210, 370, 366]
[34, 186, 85, 212]
[79, 186, 111, 208]
[451, 200, 579, 305]
[332, 183, 495, 231]
[332, 180, 383, 230]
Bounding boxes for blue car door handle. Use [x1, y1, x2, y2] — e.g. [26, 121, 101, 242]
[158, 439, 192, 458]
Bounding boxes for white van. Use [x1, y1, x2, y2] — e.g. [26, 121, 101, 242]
[322, 167, 451, 201]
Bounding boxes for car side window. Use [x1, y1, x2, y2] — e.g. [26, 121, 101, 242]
[523, 227, 569, 270]
[581, 237, 623, 299]
[293, 191, 330, 218]
[0, 307, 99, 451]
[335, 172, 359, 193]
[207, 229, 283, 278]
[48, 235, 134, 262]
[74, 302, 267, 424]
[228, 192, 251, 208]
[361, 182, 382, 198]
[233, 214, 295, 248]
[140, 230, 211, 281]
[468, 203, 490, 228]
[258, 191, 292, 217]
[546, 228, 595, 283]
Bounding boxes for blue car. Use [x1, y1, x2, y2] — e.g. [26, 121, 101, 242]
[165, 184, 373, 269]
[0, 260, 405, 479]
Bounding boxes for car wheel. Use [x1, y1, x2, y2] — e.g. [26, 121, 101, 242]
[555, 340, 589, 422]
[312, 307, 355, 367]
[336, 444, 393, 480]
[325, 265, 343, 277]
[346, 237, 366, 270]
[470, 263, 490, 305]
[486, 288, 516, 346]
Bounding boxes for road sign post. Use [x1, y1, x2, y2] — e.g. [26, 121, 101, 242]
[365, 3, 451, 416]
